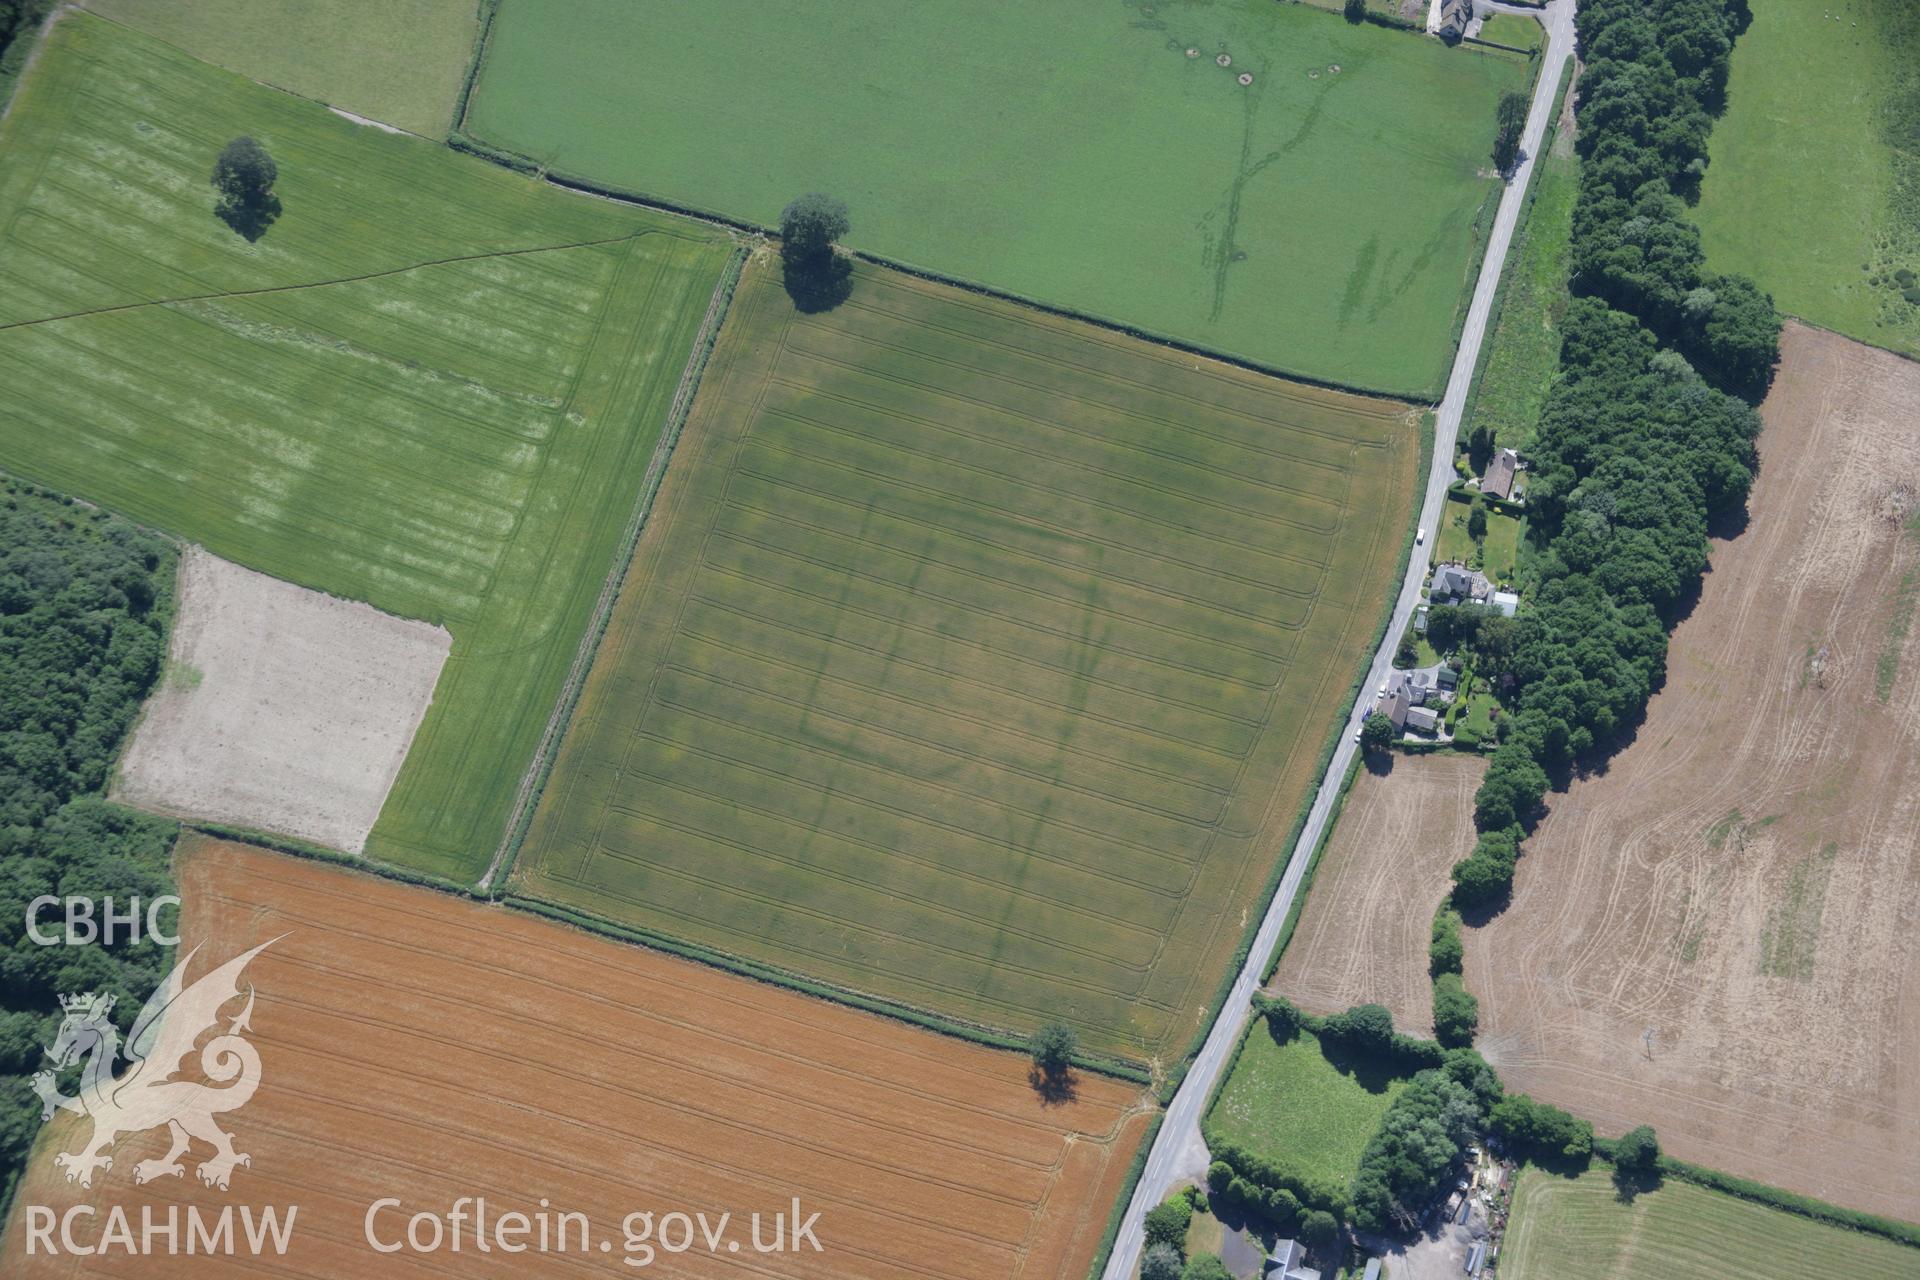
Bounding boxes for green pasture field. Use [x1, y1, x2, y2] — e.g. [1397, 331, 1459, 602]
[1206, 1024, 1408, 1191]
[513, 261, 1420, 1061]
[83, 0, 482, 137]
[1465, 127, 1575, 453]
[461, 0, 1533, 397]
[0, 15, 731, 880]
[1502, 1168, 1920, 1280]
[1695, 0, 1920, 359]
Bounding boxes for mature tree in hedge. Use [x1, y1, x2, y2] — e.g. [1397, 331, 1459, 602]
[1144, 1195, 1193, 1252]
[1432, 973, 1479, 1048]
[1360, 712, 1395, 756]
[778, 192, 853, 312]
[1451, 829, 1519, 907]
[1490, 1093, 1593, 1161]
[1301, 1208, 1339, 1246]
[1029, 1020, 1076, 1077]
[1343, 0, 1367, 22]
[1491, 90, 1529, 175]
[1323, 1003, 1395, 1055]
[1429, 908, 1464, 977]
[1142, 1242, 1185, 1280]
[1474, 746, 1548, 830]
[1182, 1255, 1232, 1280]
[1615, 1124, 1660, 1171]
[211, 136, 280, 241]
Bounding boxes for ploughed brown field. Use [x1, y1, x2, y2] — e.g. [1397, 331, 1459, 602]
[1269, 754, 1486, 1034]
[1469, 323, 1920, 1223]
[3, 837, 1151, 1277]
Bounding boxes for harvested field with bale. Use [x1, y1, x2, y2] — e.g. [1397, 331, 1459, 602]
[0, 15, 733, 880]
[1, 836, 1152, 1278]
[1468, 324, 1920, 1223]
[460, 0, 1533, 397]
[113, 547, 451, 853]
[513, 260, 1421, 1063]
[1269, 754, 1486, 1033]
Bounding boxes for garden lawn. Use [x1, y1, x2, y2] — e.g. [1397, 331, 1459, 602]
[1694, 0, 1920, 360]
[0, 14, 732, 880]
[512, 261, 1419, 1062]
[462, 0, 1532, 397]
[1207, 1025, 1408, 1192]
[1477, 13, 1545, 53]
[1466, 134, 1576, 452]
[1502, 1168, 1920, 1280]
[83, 0, 481, 136]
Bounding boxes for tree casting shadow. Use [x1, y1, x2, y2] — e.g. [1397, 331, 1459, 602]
[216, 193, 282, 243]
[782, 253, 852, 313]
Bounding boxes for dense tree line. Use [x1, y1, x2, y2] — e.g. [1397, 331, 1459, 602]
[1569, 0, 1779, 393]
[0, 481, 177, 1199]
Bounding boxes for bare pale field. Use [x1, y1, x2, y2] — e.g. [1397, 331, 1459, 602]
[3, 836, 1150, 1278]
[114, 548, 450, 852]
[1269, 754, 1485, 1032]
[1468, 324, 1920, 1223]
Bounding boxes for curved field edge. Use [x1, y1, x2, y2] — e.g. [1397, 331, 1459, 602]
[509, 258, 1424, 1066]
[0, 14, 735, 880]
[454, 0, 1534, 400]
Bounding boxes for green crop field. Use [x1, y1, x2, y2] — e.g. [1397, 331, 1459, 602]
[462, 0, 1533, 397]
[83, 0, 482, 137]
[0, 14, 731, 880]
[513, 261, 1419, 1060]
[1503, 1169, 1920, 1280]
[1695, 0, 1920, 360]
[1206, 1024, 1407, 1191]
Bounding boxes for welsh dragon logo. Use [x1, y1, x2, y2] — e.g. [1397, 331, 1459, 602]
[33, 939, 279, 1191]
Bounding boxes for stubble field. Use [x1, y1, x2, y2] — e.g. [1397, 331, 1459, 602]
[513, 260, 1420, 1063]
[1269, 754, 1486, 1033]
[0, 15, 732, 879]
[1467, 324, 1920, 1223]
[3, 836, 1151, 1279]
[461, 0, 1531, 397]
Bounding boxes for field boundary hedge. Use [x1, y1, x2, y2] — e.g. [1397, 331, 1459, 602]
[504, 896, 1155, 1084]
[1585, 1144, 1920, 1252]
[188, 822, 483, 899]
[443, 147, 1451, 405]
[482, 243, 748, 894]
[1159, 408, 1435, 1103]
[1084, 1109, 1168, 1280]
[448, 0, 504, 140]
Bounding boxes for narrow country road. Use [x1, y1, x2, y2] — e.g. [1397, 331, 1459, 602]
[1100, 5, 1577, 1276]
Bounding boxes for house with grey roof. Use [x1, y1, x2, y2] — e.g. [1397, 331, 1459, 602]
[1266, 1239, 1321, 1280]
[1435, 0, 1474, 42]
[1429, 563, 1493, 606]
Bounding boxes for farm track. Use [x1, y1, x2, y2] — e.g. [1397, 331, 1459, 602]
[2, 837, 1152, 1278]
[512, 260, 1418, 1061]
[1470, 323, 1920, 1224]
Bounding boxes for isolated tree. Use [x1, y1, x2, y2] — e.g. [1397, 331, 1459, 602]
[1029, 1021, 1077, 1076]
[1491, 90, 1528, 175]
[1141, 1243, 1185, 1280]
[1360, 712, 1395, 756]
[778, 192, 852, 310]
[1467, 499, 1489, 541]
[1615, 1125, 1660, 1171]
[1144, 1195, 1193, 1251]
[211, 136, 280, 240]
[1466, 422, 1496, 474]
[1343, 0, 1367, 22]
